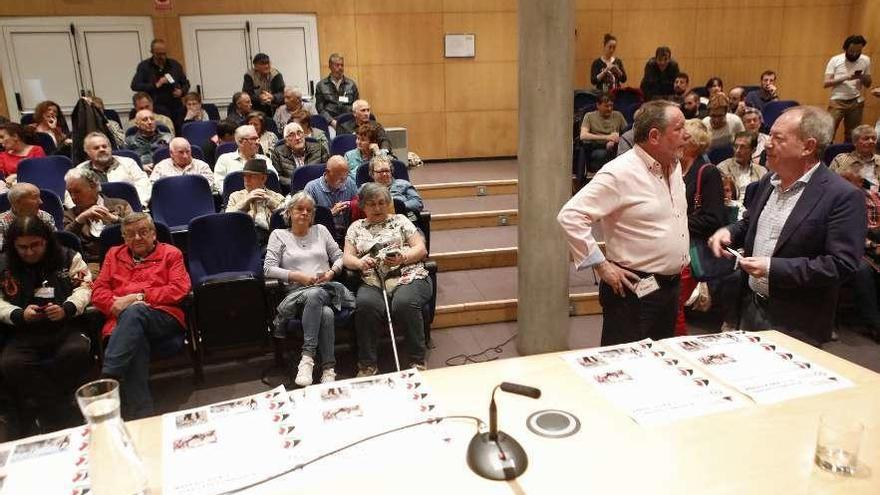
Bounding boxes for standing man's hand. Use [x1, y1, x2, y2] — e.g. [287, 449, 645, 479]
[595, 261, 641, 297]
[739, 257, 770, 278]
[708, 228, 733, 258]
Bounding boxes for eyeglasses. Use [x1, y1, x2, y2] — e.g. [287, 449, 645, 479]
[373, 169, 392, 175]
[14, 239, 46, 252]
[122, 228, 154, 240]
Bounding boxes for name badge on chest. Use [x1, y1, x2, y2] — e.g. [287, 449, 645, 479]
[338, 95, 350, 103]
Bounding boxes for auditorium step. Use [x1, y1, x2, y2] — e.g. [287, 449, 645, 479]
[420, 179, 517, 200]
[423, 193, 517, 215]
[432, 266, 600, 329]
[432, 209, 517, 230]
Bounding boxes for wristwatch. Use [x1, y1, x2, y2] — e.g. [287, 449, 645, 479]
[135, 293, 145, 302]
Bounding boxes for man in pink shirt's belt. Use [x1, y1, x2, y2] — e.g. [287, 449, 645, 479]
[558, 100, 691, 346]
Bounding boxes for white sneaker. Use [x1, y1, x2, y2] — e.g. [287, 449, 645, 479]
[295, 355, 315, 387]
[320, 368, 337, 383]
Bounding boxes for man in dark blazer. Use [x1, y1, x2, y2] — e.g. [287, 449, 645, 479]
[709, 106, 866, 345]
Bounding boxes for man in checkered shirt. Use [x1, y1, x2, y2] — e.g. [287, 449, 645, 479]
[709, 106, 866, 345]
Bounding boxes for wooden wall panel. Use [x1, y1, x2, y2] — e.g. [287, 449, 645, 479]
[779, 6, 851, 57]
[445, 110, 517, 157]
[444, 62, 517, 112]
[355, 14, 443, 65]
[317, 15, 358, 67]
[573, 10, 613, 88]
[381, 112, 447, 160]
[611, 9, 699, 63]
[354, 0, 442, 14]
[0, 0, 872, 159]
[359, 64, 444, 115]
[442, 13, 517, 62]
[442, 0, 516, 13]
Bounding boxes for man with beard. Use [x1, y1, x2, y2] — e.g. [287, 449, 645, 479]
[681, 91, 706, 120]
[824, 35, 872, 141]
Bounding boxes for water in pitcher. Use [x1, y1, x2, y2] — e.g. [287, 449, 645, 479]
[77, 380, 150, 495]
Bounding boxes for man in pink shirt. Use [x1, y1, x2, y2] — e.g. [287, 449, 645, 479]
[558, 100, 691, 345]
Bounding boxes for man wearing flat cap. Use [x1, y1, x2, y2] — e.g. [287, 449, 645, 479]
[226, 159, 284, 248]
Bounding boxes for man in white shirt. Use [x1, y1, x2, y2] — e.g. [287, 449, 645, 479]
[824, 35, 872, 142]
[213, 124, 276, 188]
[150, 137, 216, 193]
[557, 100, 691, 345]
[75, 132, 151, 208]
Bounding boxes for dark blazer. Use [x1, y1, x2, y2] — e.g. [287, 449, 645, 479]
[728, 164, 866, 343]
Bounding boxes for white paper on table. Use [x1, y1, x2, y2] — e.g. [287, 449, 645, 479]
[663, 332, 853, 404]
[161, 385, 306, 495]
[563, 340, 747, 425]
[294, 368, 452, 479]
[0, 425, 90, 495]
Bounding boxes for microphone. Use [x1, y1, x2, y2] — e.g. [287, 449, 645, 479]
[467, 382, 541, 481]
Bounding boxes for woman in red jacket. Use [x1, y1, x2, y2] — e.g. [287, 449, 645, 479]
[0, 123, 45, 182]
[91, 212, 191, 419]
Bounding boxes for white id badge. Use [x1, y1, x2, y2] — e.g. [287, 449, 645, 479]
[34, 286, 55, 299]
[634, 276, 660, 298]
[165, 73, 175, 84]
[338, 95, 350, 103]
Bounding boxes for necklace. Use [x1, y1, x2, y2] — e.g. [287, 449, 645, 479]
[292, 230, 309, 248]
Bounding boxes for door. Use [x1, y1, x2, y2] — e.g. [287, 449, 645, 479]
[181, 15, 321, 108]
[0, 17, 153, 120]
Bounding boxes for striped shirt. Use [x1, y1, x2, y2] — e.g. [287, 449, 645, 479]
[749, 162, 822, 296]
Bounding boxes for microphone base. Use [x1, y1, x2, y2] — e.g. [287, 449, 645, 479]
[466, 431, 528, 481]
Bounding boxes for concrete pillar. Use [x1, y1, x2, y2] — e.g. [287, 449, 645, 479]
[516, 0, 574, 355]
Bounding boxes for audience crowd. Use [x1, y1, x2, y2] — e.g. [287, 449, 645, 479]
[0, 29, 877, 442]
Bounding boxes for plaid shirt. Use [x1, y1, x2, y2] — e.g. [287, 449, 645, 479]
[749, 163, 822, 297]
[829, 151, 880, 187]
[866, 189, 880, 230]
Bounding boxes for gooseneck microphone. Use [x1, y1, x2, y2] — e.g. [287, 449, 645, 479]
[467, 382, 541, 481]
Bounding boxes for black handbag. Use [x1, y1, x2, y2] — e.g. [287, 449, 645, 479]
[689, 164, 735, 281]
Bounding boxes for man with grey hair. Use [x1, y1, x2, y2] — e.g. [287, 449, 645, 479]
[270, 122, 329, 190]
[336, 99, 392, 151]
[123, 109, 173, 171]
[304, 155, 358, 242]
[0, 182, 55, 250]
[63, 167, 132, 272]
[558, 100, 691, 345]
[273, 86, 317, 131]
[709, 106, 866, 344]
[213, 124, 276, 186]
[829, 124, 880, 188]
[150, 137, 216, 192]
[314, 53, 360, 127]
[76, 132, 151, 208]
[93, 212, 190, 419]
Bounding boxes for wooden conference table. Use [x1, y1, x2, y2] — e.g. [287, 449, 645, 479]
[82, 331, 880, 493]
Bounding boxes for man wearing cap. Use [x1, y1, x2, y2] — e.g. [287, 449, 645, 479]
[243, 53, 285, 116]
[226, 159, 284, 248]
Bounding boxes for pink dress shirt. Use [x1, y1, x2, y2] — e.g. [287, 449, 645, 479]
[557, 145, 690, 276]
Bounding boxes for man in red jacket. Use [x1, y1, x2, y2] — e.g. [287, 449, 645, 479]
[92, 212, 190, 418]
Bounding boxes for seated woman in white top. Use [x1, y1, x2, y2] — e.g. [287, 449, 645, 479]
[263, 191, 351, 387]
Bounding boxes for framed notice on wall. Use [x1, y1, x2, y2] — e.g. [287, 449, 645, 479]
[444, 33, 475, 58]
